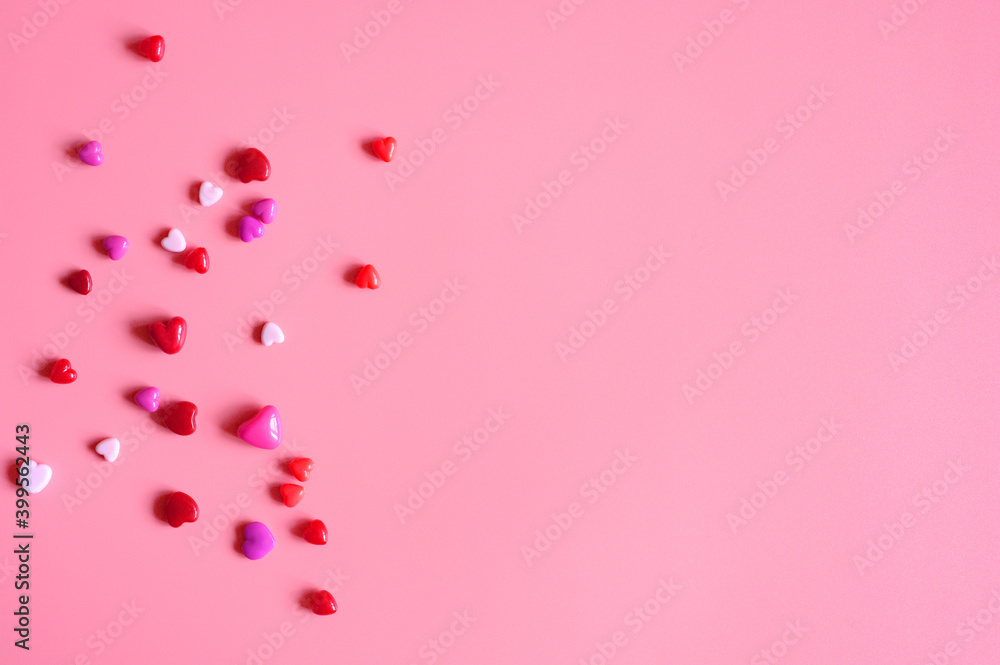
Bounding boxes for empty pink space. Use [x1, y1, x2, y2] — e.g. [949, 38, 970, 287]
[1, 1, 999, 663]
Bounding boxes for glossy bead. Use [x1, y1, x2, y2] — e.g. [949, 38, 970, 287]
[302, 519, 328, 545]
[251, 198, 276, 223]
[242, 522, 275, 560]
[164, 491, 199, 527]
[355, 264, 380, 289]
[22, 459, 52, 494]
[280, 484, 304, 507]
[236, 148, 271, 183]
[198, 181, 222, 206]
[78, 141, 103, 166]
[149, 316, 187, 354]
[50, 358, 77, 384]
[134, 386, 160, 412]
[163, 401, 198, 436]
[288, 458, 314, 482]
[237, 406, 282, 449]
[372, 137, 396, 162]
[311, 590, 337, 616]
[239, 216, 265, 243]
[95, 437, 120, 463]
[68, 269, 92, 295]
[184, 247, 209, 274]
[261, 322, 284, 346]
[103, 235, 128, 260]
[137, 35, 165, 62]
[161, 228, 186, 252]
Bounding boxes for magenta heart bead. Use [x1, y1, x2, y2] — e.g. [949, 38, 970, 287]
[241, 522, 275, 560]
[237, 405, 282, 449]
[238, 216, 265, 243]
[134, 387, 160, 412]
[78, 141, 103, 166]
[250, 198, 276, 224]
[103, 235, 129, 260]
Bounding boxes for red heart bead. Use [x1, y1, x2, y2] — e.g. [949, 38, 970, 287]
[68, 269, 92, 295]
[50, 358, 77, 384]
[288, 458, 314, 482]
[236, 148, 271, 183]
[311, 590, 337, 616]
[372, 137, 396, 162]
[138, 35, 165, 62]
[183, 247, 209, 274]
[163, 401, 197, 435]
[302, 519, 328, 545]
[280, 484, 304, 507]
[149, 316, 187, 354]
[355, 264, 380, 289]
[164, 491, 198, 527]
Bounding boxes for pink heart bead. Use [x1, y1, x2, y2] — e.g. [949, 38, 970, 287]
[237, 405, 282, 449]
[135, 387, 160, 412]
[251, 198, 276, 224]
[238, 216, 265, 243]
[78, 141, 103, 166]
[103, 235, 129, 260]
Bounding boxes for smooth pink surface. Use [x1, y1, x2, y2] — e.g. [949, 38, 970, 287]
[2, 1, 1000, 663]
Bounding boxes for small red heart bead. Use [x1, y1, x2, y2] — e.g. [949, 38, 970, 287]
[163, 401, 197, 435]
[280, 484, 304, 507]
[311, 590, 337, 616]
[183, 247, 209, 274]
[302, 519, 328, 545]
[50, 358, 77, 384]
[68, 270, 92, 295]
[288, 458, 314, 482]
[355, 264, 380, 289]
[236, 148, 271, 183]
[164, 491, 198, 527]
[149, 316, 187, 354]
[138, 35, 165, 62]
[372, 137, 396, 162]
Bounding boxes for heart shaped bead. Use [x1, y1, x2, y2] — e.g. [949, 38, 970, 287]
[261, 322, 284, 346]
[302, 519, 328, 545]
[164, 491, 199, 527]
[198, 181, 223, 206]
[355, 264, 380, 289]
[21, 459, 53, 494]
[236, 148, 271, 183]
[242, 522, 275, 560]
[95, 437, 120, 463]
[161, 228, 186, 252]
[50, 358, 77, 384]
[250, 198, 276, 223]
[239, 216, 265, 243]
[135, 387, 160, 412]
[78, 141, 103, 166]
[103, 235, 128, 260]
[279, 484, 304, 507]
[311, 590, 337, 616]
[237, 406, 282, 449]
[137, 35, 165, 62]
[184, 247, 209, 274]
[68, 270, 92, 295]
[163, 401, 197, 435]
[372, 137, 396, 162]
[288, 458, 313, 482]
[149, 316, 186, 354]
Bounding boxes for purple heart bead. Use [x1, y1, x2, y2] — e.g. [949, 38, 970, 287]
[238, 216, 265, 243]
[237, 405, 282, 449]
[134, 387, 160, 412]
[250, 198, 276, 224]
[78, 140, 103, 166]
[242, 521, 275, 560]
[103, 235, 128, 260]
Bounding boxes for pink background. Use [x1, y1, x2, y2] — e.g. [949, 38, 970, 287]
[3, 0, 1000, 663]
